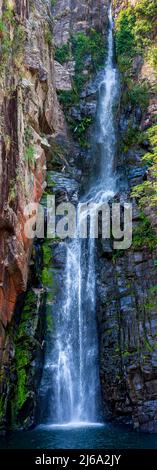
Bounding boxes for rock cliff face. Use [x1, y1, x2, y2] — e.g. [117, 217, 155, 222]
[0, 0, 66, 431]
[53, 0, 108, 45]
[0, 0, 63, 346]
[97, 0, 157, 432]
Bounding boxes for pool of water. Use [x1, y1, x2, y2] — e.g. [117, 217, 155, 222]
[0, 423, 157, 449]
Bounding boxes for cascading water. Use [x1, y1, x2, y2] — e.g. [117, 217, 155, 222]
[40, 4, 119, 426]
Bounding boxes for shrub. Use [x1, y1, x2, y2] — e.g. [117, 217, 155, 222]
[57, 90, 78, 111]
[55, 43, 71, 63]
[132, 212, 157, 250]
[68, 116, 92, 145]
[115, 8, 136, 56]
[115, 0, 157, 57]
[134, 0, 157, 18]
[128, 82, 149, 110]
[71, 30, 106, 92]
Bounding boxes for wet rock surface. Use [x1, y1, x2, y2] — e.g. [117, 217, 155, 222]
[97, 0, 157, 432]
[97, 242, 157, 431]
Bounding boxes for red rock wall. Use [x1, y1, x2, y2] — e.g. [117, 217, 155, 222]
[0, 0, 65, 360]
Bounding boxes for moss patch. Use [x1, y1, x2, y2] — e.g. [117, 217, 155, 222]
[10, 288, 46, 427]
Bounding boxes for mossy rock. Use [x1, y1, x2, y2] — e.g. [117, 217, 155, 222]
[16, 290, 41, 339]
[9, 286, 46, 429]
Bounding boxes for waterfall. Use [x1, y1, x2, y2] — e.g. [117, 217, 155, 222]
[40, 4, 119, 426]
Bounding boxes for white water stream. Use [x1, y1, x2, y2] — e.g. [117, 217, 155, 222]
[40, 5, 119, 426]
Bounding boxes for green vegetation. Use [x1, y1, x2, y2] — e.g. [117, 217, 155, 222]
[114, 0, 157, 252]
[0, 1, 26, 75]
[9, 286, 48, 427]
[57, 90, 78, 111]
[69, 116, 92, 147]
[42, 267, 53, 287]
[3, 0, 14, 22]
[115, 7, 136, 57]
[132, 125, 157, 207]
[46, 309, 54, 333]
[42, 240, 53, 288]
[41, 241, 54, 333]
[115, 0, 157, 111]
[24, 126, 35, 168]
[55, 43, 71, 63]
[0, 18, 12, 74]
[128, 83, 149, 111]
[122, 350, 130, 359]
[24, 145, 35, 167]
[12, 24, 26, 67]
[56, 29, 106, 93]
[148, 46, 157, 72]
[121, 125, 142, 152]
[11, 290, 37, 419]
[44, 24, 52, 46]
[112, 250, 125, 263]
[115, 1, 157, 59]
[8, 273, 53, 425]
[15, 347, 29, 409]
[132, 212, 157, 250]
[43, 243, 52, 266]
[145, 285, 157, 312]
[16, 290, 37, 340]
[46, 139, 68, 172]
[143, 338, 153, 353]
[71, 30, 106, 92]
[55, 30, 106, 147]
